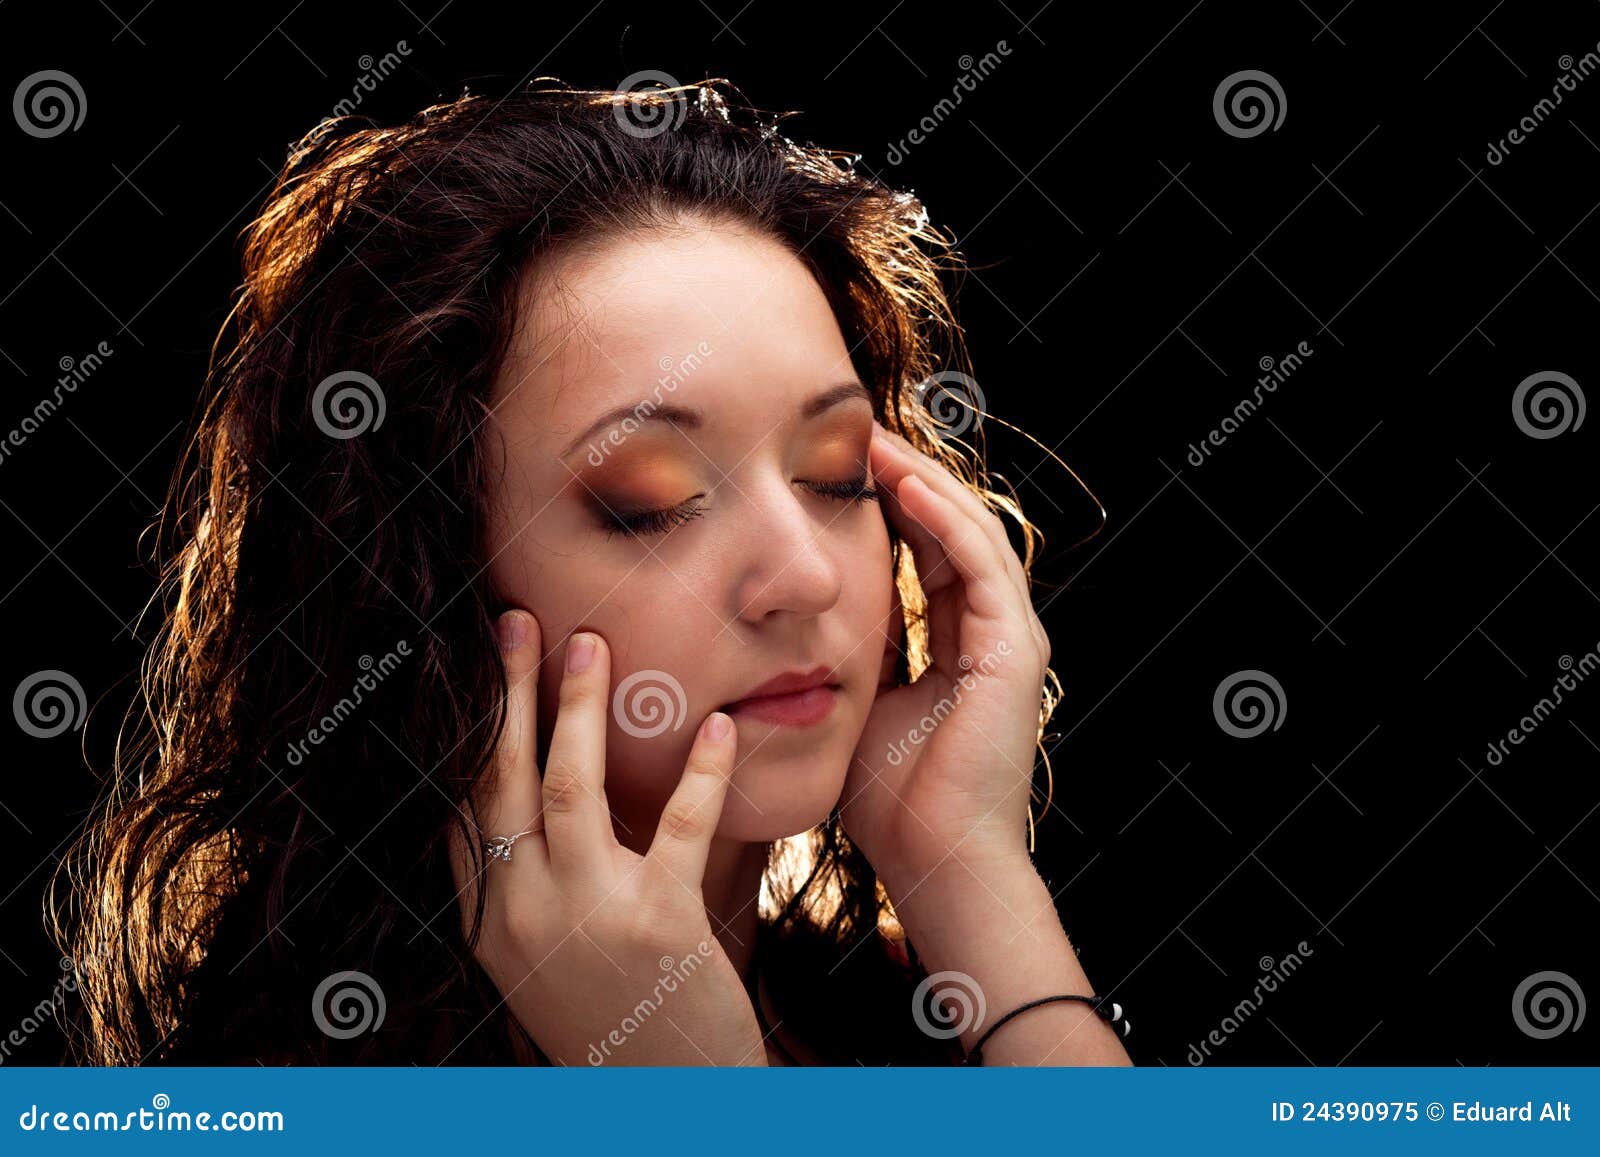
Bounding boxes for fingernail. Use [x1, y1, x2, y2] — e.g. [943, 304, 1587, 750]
[567, 632, 596, 674]
[702, 711, 731, 741]
[496, 612, 528, 651]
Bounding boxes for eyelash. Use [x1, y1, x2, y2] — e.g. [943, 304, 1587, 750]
[600, 476, 879, 538]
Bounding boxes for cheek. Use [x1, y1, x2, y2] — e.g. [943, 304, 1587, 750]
[528, 574, 704, 806]
[594, 678, 706, 854]
[853, 506, 895, 618]
[484, 494, 565, 616]
[529, 640, 697, 851]
[603, 723, 693, 822]
[842, 511, 897, 688]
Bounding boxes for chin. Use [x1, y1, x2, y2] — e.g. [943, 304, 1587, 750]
[713, 745, 851, 842]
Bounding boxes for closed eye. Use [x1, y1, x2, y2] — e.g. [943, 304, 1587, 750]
[596, 476, 877, 540]
[801, 476, 879, 503]
[599, 498, 707, 538]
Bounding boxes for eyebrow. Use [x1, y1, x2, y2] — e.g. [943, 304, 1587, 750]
[559, 379, 872, 459]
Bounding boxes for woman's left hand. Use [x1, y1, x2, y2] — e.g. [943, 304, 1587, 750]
[840, 419, 1053, 891]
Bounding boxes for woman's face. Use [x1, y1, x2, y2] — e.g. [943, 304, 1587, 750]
[484, 220, 896, 847]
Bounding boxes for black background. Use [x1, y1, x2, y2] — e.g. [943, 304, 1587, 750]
[1, 0, 1596, 1066]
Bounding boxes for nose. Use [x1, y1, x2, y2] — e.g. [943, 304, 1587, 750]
[730, 480, 844, 625]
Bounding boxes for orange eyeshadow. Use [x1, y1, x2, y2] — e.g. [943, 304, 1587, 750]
[575, 457, 696, 507]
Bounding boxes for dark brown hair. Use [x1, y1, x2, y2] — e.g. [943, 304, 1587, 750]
[48, 77, 1066, 1065]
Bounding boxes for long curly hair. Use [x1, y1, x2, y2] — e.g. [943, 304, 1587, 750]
[47, 77, 1085, 1065]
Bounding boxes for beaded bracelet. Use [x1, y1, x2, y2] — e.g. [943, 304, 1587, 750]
[959, 993, 1130, 1065]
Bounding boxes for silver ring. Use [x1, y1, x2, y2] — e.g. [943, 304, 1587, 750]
[484, 826, 537, 863]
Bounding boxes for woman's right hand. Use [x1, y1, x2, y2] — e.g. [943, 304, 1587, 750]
[447, 610, 767, 1066]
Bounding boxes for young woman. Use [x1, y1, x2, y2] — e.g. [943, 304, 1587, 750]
[51, 79, 1127, 1067]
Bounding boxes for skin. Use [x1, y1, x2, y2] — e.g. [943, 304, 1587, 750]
[481, 217, 896, 852]
[451, 217, 1132, 1066]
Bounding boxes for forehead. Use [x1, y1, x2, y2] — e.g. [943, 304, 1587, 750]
[492, 222, 857, 447]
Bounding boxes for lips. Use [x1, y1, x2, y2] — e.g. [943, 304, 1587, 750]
[719, 665, 841, 727]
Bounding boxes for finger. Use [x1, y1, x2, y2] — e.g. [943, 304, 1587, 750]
[871, 433, 1015, 599]
[873, 423, 1016, 568]
[892, 472, 1012, 625]
[874, 444, 959, 596]
[449, 609, 546, 913]
[875, 425, 1046, 651]
[488, 609, 545, 835]
[897, 473, 1053, 680]
[874, 424, 1041, 629]
[542, 630, 618, 881]
[646, 711, 737, 886]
